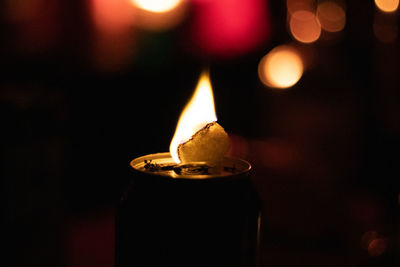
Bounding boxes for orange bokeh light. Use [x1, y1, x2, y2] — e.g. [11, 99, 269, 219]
[317, 1, 346, 32]
[374, 0, 399, 12]
[90, 0, 136, 71]
[361, 230, 388, 257]
[368, 238, 388, 256]
[289, 10, 321, 43]
[91, 0, 135, 33]
[258, 45, 304, 89]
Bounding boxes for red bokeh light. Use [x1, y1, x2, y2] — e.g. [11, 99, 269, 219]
[191, 0, 271, 57]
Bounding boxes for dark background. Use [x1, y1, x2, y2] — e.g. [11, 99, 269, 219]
[3, 0, 399, 266]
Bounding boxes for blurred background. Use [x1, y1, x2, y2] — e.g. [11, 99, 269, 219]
[3, 0, 399, 266]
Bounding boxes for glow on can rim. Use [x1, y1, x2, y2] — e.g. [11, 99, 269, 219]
[130, 152, 251, 179]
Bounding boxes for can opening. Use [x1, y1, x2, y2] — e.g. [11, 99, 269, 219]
[130, 152, 251, 179]
[174, 162, 215, 175]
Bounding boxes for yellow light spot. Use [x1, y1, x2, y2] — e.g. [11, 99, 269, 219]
[258, 45, 304, 89]
[317, 1, 346, 32]
[169, 71, 217, 163]
[375, 0, 399, 12]
[289, 10, 321, 43]
[131, 0, 182, 13]
[131, 0, 187, 30]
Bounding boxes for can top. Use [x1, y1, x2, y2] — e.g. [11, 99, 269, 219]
[130, 152, 251, 179]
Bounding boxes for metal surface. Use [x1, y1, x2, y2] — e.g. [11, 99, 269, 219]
[130, 152, 252, 178]
[116, 153, 260, 267]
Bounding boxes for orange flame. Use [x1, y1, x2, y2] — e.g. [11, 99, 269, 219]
[169, 71, 217, 163]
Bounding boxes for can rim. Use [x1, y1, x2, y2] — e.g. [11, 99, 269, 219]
[130, 152, 251, 179]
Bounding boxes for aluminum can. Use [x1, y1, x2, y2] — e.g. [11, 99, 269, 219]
[116, 152, 260, 267]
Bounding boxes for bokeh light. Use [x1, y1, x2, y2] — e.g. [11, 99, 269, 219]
[131, 0, 182, 13]
[374, 0, 399, 12]
[361, 230, 389, 257]
[90, 0, 136, 71]
[191, 0, 270, 57]
[289, 10, 321, 43]
[317, 1, 346, 32]
[258, 45, 304, 89]
[132, 0, 187, 30]
[361, 230, 379, 249]
[368, 238, 388, 256]
[91, 0, 135, 33]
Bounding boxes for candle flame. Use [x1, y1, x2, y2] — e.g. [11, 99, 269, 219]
[169, 71, 217, 163]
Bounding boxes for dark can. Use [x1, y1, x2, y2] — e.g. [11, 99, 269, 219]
[116, 153, 260, 267]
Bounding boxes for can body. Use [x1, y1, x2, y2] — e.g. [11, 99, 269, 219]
[116, 153, 260, 267]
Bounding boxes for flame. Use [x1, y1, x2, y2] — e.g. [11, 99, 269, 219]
[169, 71, 217, 163]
